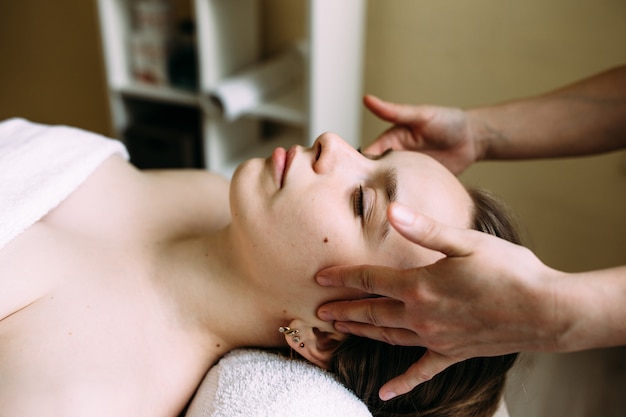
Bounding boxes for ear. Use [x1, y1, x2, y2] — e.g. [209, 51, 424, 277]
[284, 319, 348, 369]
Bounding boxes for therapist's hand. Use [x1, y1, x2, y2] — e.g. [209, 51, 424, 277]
[316, 202, 564, 400]
[363, 95, 483, 174]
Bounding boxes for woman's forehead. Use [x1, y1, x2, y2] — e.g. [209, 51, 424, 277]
[389, 151, 472, 228]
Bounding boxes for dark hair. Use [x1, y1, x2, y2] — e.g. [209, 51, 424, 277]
[328, 188, 522, 417]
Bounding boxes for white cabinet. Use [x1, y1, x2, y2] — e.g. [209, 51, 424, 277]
[96, 0, 365, 176]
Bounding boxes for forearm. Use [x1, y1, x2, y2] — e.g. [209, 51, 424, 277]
[553, 265, 626, 352]
[468, 65, 626, 160]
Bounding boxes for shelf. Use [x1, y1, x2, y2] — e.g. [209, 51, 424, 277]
[117, 83, 201, 107]
[117, 81, 305, 126]
[242, 83, 306, 125]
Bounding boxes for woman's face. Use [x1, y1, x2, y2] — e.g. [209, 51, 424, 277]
[229, 132, 472, 304]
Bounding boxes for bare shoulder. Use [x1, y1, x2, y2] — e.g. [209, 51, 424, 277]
[60, 157, 232, 237]
[144, 167, 229, 195]
[63, 157, 232, 235]
[0, 156, 211, 416]
[142, 168, 232, 234]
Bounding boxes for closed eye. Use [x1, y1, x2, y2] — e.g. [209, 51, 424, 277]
[354, 147, 396, 240]
[353, 185, 364, 219]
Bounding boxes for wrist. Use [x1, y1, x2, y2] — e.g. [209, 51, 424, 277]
[465, 107, 498, 162]
[519, 266, 571, 353]
[553, 266, 626, 352]
[539, 269, 579, 352]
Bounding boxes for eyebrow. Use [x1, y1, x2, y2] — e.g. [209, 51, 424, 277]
[379, 166, 398, 241]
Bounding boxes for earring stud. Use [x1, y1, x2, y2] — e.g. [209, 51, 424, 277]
[279, 326, 301, 343]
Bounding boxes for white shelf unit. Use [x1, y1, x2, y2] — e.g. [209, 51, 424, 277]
[96, 0, 366, 177]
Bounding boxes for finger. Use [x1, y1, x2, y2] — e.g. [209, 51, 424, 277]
[333, 321, 422, 346]
[363, 136, 397, 155]
[388, 202, 477, 257]
[318, 297, 406, 328]
[364, 125, 419, 154]
[316, 264, 416, 300]
[378, 350, 460, 401]
[363, 94, 400, 122]
[364, 94, 432, 126]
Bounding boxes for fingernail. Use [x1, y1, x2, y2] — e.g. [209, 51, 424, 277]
[380, 391, 398, 401]
[317, 309, 333, 321]
[316, 275, 332, 286]
[390, 204, 415, 226]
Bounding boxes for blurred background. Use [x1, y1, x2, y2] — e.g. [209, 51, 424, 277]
[0, 1, 625, 415]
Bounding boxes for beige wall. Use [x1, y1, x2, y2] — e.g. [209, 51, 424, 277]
[0, 0, 624, 272]
[0, 1, 111, 134]
[363, 0, 626, 273]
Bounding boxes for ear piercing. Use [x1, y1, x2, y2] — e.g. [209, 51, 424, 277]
[279, 326, 301, 343]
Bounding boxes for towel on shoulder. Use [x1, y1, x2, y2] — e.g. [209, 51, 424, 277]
[0, 118, 128, 249]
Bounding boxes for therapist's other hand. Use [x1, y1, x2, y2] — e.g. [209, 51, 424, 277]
[363, 95, 482, 174]
[316, 202, 563, 400]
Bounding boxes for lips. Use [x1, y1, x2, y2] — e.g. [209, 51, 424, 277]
[271, 147, 286, 187]
[271, 146, 297, 188]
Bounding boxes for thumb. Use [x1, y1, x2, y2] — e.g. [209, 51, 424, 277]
[379, 350, 460, 401]
[388, 203, 474, 257]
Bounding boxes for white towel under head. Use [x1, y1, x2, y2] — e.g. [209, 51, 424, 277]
[185, 349, 373, 417]
[185, 349, 511, 417]
[0, 118, 128, 249]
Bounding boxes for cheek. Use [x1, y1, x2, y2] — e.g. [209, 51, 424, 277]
[277, 200, 363, 270]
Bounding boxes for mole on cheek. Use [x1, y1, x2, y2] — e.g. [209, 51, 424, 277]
[323, 237, 329, 243]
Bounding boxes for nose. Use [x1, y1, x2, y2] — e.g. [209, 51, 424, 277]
[312, 132, 359, 174]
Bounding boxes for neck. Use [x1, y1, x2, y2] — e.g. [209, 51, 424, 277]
[156, 226, 290, 364]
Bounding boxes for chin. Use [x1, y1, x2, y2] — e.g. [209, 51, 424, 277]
[231, 158, 264, 189]
[229, 157, 269, 220]
[229, 161, 251, 212]
[231, 157, 255, 182]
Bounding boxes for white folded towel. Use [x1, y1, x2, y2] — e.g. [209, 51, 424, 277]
[0, 118, 128, 249]
[185, 349, 373, 417]
[185, 349, 511, 417]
